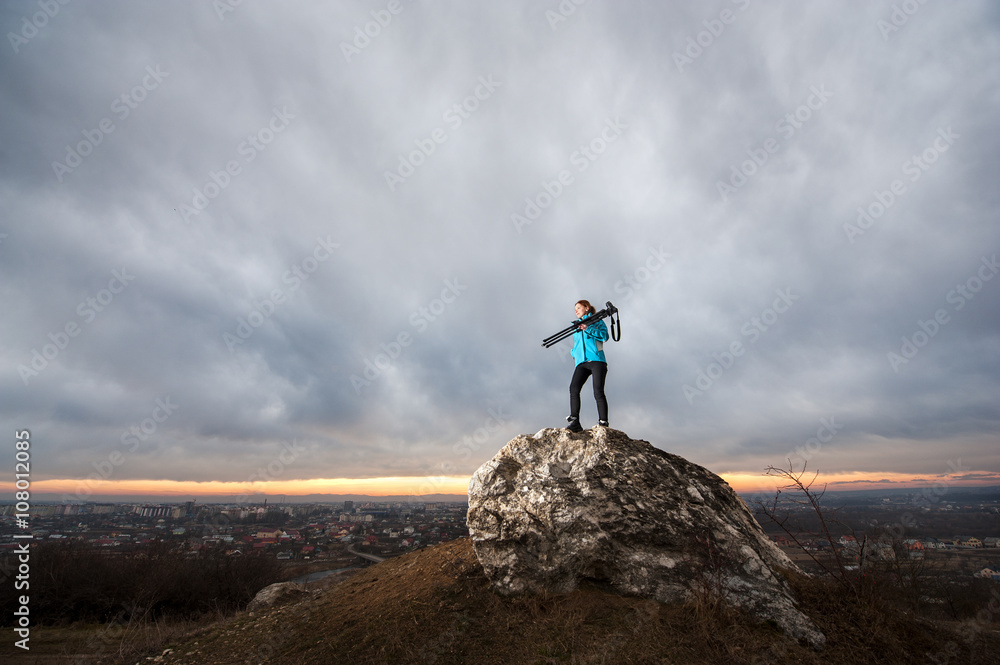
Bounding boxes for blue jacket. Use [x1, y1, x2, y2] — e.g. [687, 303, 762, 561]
[571, 318, 609, 365]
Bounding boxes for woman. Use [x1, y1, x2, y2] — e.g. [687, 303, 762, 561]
[565, 299, 610, 432]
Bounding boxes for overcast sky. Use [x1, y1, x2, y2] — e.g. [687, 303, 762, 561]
[2, 0, 998, 500]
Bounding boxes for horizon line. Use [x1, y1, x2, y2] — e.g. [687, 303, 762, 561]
[5, 471, 999, 501]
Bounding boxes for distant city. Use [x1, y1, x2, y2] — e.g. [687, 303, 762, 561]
[1, 487, 997, 575]
[1, 497, 471, 567]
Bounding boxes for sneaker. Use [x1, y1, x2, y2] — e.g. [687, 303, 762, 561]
[597, 420, 610, 428]
[565, 416, 584, 433]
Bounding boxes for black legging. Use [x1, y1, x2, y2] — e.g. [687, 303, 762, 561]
[570, 361, 608, 422]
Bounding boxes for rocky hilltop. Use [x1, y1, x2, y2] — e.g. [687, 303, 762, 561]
[467, 426, 825, 648]
[122, 423, 994, 665]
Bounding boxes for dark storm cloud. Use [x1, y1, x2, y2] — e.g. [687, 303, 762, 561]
[1, 0, 998, 490]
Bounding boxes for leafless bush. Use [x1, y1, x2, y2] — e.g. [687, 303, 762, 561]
[755, 461, 857, 588]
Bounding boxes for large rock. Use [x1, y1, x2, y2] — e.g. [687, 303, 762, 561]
[247, 581, 307, 612]
[466, 427, 825, 648]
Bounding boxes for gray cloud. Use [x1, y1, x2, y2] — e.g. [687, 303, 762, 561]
[2, 0, 998, 491]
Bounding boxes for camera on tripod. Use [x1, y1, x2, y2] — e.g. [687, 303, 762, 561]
[541, 301, 621, 348]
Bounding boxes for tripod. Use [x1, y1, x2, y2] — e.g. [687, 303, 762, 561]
[542, 301, 621, 348]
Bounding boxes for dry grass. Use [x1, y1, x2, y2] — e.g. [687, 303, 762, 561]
[77, 537, 994, 665]
[0, 616, 211, 665]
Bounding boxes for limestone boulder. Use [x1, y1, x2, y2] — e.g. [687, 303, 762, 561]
[247, 581, 307, 612]
[466, 427, 825, 648]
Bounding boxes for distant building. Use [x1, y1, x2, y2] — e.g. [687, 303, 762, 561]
[135, 505, 171, 518]
[255, 528, 280, 538]
[954, 536, 983, 548]
[975, 567, 1000, 581]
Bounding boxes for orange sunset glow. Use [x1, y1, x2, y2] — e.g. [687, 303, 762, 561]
[10, 470, 998, 501]
[11, 476, 474, 499]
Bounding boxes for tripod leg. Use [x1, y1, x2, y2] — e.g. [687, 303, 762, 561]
[543, 323, 580, 346]
[543, 327, 579, 347]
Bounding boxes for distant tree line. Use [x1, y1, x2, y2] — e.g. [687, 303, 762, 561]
[0, 539, 282, 626]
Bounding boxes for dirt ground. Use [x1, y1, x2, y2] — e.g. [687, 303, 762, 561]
[5, 538, 999, 665]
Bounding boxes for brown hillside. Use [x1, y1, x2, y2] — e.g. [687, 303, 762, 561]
[154, 538, 1000, 665]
